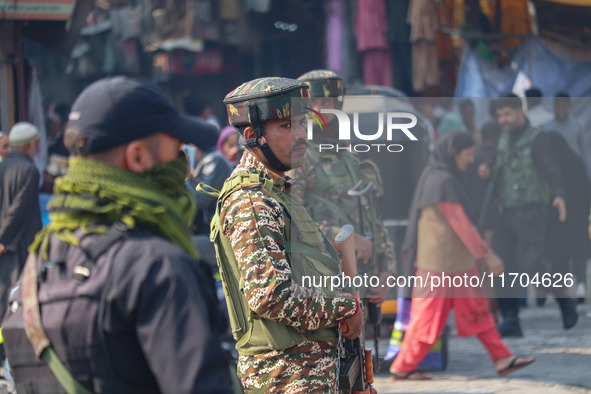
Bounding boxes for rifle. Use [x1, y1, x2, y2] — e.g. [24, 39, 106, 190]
[347, 181, 381, 370]
[334, 225, 375, 394]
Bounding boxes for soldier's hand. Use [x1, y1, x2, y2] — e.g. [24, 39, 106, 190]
[483, 250, 504, 275]
[0, 244, 5, 255]
[342, 301, 363, 340]
[552, 197, 567, 222]
[367, 271, 391, 306]
[354, 232, 373, 265]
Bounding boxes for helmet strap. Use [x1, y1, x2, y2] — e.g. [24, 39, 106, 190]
[258, 137, 291, 172]
[247, 103, 291, 172]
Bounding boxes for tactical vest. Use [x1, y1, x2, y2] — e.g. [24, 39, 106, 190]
[207, 170, 343, 356]
[497, 127, 549, 211]
[304, 145, 385, 253]
[2, 224, 158, 394]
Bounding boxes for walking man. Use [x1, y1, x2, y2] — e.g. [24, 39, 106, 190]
[0, 122, 42, 313]
[491, 95, 577, 337]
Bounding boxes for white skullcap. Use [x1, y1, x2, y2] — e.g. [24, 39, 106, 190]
[9, 122, 39, 146]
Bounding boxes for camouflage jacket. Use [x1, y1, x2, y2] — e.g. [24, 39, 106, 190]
[219, 151, 357, 332]
[292, 144, 396, 276]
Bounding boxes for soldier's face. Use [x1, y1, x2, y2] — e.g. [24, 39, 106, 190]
[262, 114, 307, 169]
[311, 97, 338, 124]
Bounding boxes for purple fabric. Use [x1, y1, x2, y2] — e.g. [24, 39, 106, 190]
[217, 126, 237, 154]
[326, 0, 346, 75]
[362, 49, 393, 87]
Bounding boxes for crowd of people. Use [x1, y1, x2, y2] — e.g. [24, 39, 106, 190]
[0, 73, 589, 393]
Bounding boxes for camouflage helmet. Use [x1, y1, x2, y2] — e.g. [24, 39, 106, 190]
[223, 77, 310, 128]
[297, 69, 345, 109]
[223, 77, 309, 171]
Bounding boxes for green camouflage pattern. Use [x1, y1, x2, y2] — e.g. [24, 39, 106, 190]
[297, 70, 344, 109]
[497, 126, 549, 210]
[223, 77, 310, 127]
[292, 140, 397, 285]
[219, 151, 357, 392]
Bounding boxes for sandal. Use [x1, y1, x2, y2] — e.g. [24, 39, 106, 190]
[389, 370, 432, 380]
[496, 356, 535, 376]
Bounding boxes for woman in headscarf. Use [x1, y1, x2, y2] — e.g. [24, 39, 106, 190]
[390, 131, 534, 380]
[217, 125, 240, 165]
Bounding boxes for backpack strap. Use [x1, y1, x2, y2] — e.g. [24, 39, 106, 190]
[22, 251, 93, 394]
[22, 222, 131, 394]
[73, 222, 129, 284]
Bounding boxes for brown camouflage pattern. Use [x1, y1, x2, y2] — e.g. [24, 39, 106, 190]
[238, 340, 338, 393]
[297, 70, 345, 100]
[292, 143, 397, 282]
[223, 77, 310, 127]
[220, 151, 357, 392]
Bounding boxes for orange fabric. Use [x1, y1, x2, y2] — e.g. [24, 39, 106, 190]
[501, 0, 531, 48]
[438, 201, 489, 259]
[391, 291, 511, 374]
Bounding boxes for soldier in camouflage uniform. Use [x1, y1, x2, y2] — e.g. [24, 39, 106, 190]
[293, 70, 396, 304]
[211, 77, 363, 393]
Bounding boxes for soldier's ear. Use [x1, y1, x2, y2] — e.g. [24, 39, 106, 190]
[243, 127, 255, 140]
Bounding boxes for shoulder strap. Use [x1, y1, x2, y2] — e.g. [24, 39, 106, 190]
[73, 222, 129, 283]
[22, 222, 131, 394]
[284, 241, 341, 272]
[307, 193, 354, 226]
[22, 252, 93, 394]
[343, 153, 361, 184]
[195, 183, 221, 198]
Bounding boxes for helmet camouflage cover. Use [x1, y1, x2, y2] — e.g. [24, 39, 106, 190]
[223, 77, 310, 127]
[297, 69, 344, 109]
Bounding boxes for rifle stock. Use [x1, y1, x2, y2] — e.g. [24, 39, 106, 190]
[348, 181, 383, 371]
[334, 224, 359, 298]
[334, 225, 376, 394]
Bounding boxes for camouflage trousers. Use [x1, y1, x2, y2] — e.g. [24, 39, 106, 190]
[238, 340, 338, 393]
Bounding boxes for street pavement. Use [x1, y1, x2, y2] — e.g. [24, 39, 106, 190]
[372, 297, 591, 393]
[1, 298, 588, 393]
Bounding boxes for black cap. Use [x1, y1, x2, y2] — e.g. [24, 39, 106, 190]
[68, 76, 218, 153]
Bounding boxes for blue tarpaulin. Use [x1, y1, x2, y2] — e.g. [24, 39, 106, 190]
[455, 35, 591, 129]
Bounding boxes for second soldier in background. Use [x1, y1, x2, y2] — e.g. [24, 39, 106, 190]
[293, 70, 396, 314]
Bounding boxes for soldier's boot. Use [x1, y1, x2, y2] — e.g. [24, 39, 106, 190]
[497, 306, 523, 338]
[556, 297, 578, 330]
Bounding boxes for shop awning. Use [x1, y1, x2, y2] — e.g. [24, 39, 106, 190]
[0, 0, 75, 21]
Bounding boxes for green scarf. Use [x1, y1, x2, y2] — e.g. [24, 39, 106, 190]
[30, 155, 200, 261]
